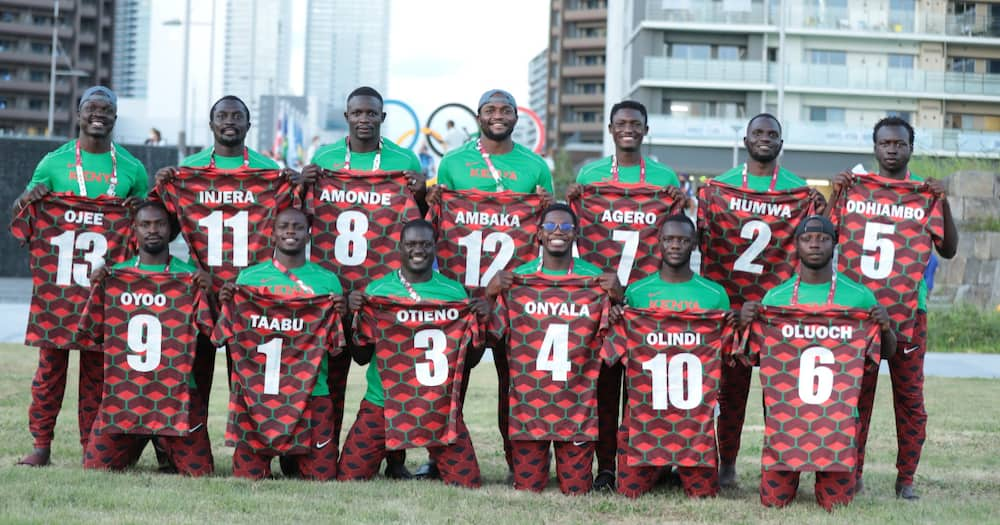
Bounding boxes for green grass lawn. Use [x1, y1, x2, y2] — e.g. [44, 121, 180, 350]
[1, 343, 998, 524]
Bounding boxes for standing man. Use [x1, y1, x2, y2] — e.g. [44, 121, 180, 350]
[297, 86, 425, 479]
[740, 215, 896, 510]
[427, 89, 554, 478]
[831, 117, 958, 499]
[567, 99, 685, 490]
[218, 207, 346, 480]
[706, 113, 825, 487]
[176, 95, 280, 170]
[614, 214, 731, 498]
[13, 86, 148, 466]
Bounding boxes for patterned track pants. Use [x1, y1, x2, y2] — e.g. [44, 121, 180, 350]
[28, 348, 103, 451]
[232, 395, 339, 481]
[511, 439, 595, 495]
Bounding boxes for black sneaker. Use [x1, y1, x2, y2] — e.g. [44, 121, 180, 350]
[385, 461, 413, 480]
[719, 463, 737, 488]
[895, 481, 919, 500]
[414, 461, 440, 480]
[593, 469, 616, 492]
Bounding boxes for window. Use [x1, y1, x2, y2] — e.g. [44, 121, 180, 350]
[0, 97, 8, 109]
[0, 39, 14, 52]
[888, 54, 915, 69]
[989, 60, 1000, 74]
[664, 100, 745, 118]
[889, 0, 915, 31]
[30, 42, 50, 54]
[807, 106, 846, 122]
[32, 15, 51, 26]
[716, 46, 746, 60]
[767, 47, 778, 62]
[0, 11, 16, 22]
[579, 111, 599, 122]
[669, 44, 711, 60]
[28, 99, 44, 110]
[29, 70, 46, 82]
[809, 50, 847, 65]
[948, 57, 976, 72]
[887, 110, 912, 121]
[0, 68, 10, 81]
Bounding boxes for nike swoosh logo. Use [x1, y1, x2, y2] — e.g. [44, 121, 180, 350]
[316, 438, 332, 449]
[572, 440, 587, 447]
[189, 422, 204, 432]
[903, 346, 920, 354]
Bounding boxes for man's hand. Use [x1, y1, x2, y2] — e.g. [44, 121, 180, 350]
[870, 305, 892, 332]
[279, 167, 298, 183]
[193, 270, 212, 291]
[293, 163, 321, 185]
[925, 177, 947, 199]
[426, 184, 446, 207]
[348, 290, 366, 312]
[470, 297, 491, 320]
[404, 170, 427, 198]
[17, 183, 50, 211]
[89, 265, 109, 287]
[331, 294, 347, 316]
[738, 301, 763, 328]
[831, 170, 855, 195]
[121, 196, 140, 208]
[537, 185, 553, 209]
[484, 270, 514, 300]
[723, 309, 736, 326]
[664, 185, 688, 210]
[154, 167, 178, 187]
[809, 189, 828, 215]
[565, 183, 584, 202]
[597, 272, 625, 304]
[608, 304, 625, 325]
[218, 282, 237, 304]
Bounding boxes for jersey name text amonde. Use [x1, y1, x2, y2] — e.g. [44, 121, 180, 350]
[318, 189, 393, 206]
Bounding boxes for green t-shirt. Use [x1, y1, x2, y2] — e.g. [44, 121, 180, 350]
[362, 271, 468, 407]
[180, 147, 279, 169]
[437, 141, 554, 193]
[310, 137, 422, 172]
[575, 155, 680, 187]
[761, 272, 877, 309]
[112, 255, 199, 273]
[236, 261, 343, 396]
[714, 164, 806, 192]
[512, 257, 603, 277]
[625, 272, 730, 311]
[26, 140, 149, 197]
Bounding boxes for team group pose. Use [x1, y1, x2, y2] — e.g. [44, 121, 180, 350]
[10, 83, 956, 511]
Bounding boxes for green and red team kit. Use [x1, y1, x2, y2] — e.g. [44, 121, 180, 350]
[13, 139, 942, 497]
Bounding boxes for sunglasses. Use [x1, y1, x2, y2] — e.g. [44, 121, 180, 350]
[541, 222, 574, 232]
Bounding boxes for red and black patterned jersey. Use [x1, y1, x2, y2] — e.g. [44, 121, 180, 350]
[355, 296, 480, 450]
[496, 275, 610, 442]
[152, 167, 294, 293]
[212, 286, 344, 455]
[79, 269, 213, 436]
[603, 308, 733, 467]
[303, 170, 421, 296]
[431, 188, 545, 296]
[10, 193, 132, 350]
[569, 183, 683, 286]
[829, 174, 944, 342]
[697, 181, 816, 309]
[746, 305, 879, 472]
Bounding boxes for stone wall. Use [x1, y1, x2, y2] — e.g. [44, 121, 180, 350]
[930, 170, 1000, 310]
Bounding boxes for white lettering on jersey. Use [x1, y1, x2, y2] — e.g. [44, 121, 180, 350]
[395, 308, 461, 323]
[524, 302, 591, 318]
[119, 292, 168, 307]
[198, 191, 257, 204]
[645, 331, 703, 347]
[454, 211, 520, 227]
[780, 324, 853, 341]
[728, 197, 792, 218]
[63, 209, 105, 226]
[249, 314, 304, 332]
[318, 189, 392, 206]
[845, 199, 925, 220]
[600, 209, 656, 225]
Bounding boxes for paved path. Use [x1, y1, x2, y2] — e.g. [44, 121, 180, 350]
[1, 278, 997, 379]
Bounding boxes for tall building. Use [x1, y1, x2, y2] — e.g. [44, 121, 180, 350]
[222, 0, 293, 146]
[112, 0, 150, 98]
[546, 0, 608, 161]
[529, 48, 548, 126]
[607, 0, 1000, 176]
[0, 0, 115, 137]
[305, 0, 389, 133]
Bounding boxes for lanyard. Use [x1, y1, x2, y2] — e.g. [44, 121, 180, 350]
[75, 140, 117, 197]
[133, 256, 171, 272]
[611, 155, 645, 183]
[790, 271, 837, 306]
[272, 259, 315, 295]
[741, 162, 779, 191]
[396, 270, 422, 301]
[536, 256, 574, 276]
[208, 147, 250, 169]
[344, 137, 382, 171]
[476, 139, 506, 192]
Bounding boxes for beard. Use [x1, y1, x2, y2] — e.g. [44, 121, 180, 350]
[481, 124, 514, 142]
[216, 133, 243, 147]
[747, 146, 780, 164]
[142, 240, 168, 255]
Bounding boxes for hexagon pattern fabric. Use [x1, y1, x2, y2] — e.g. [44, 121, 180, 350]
[746, 305, 879, 472]
[79, 269, 214, 436]
[829, 174, 944, 343]
[697, 181, 816, 310]
[303, 170, 421, 296]
[603, 308, 733, 468]
[569, 183, 684, 287]
[153, 168, 294, 293]
[431, 188, 545, 296]
[213, 287, 344, 455]
[10, 193, 133, 350]
[497, 275, 610, 442]
[355, 296, 480, 450]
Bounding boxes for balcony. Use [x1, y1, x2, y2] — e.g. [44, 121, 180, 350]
[560, 93, 604, 105]
[562, 36, 606, 50]
[645, 115, 1000, 157]
[644, 0, 774, 28]
[559, 121, 604, 133]
[564, 8, 607, 22]
[786, 6, 1000, 39]
[561, 64, 605, 77]
[0, 80, 72, 94]
[0, 21, 74, 39]
[785, 64, 1000, 101]
[0, 51, 53, 66]
[642, 57, 772, 89]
